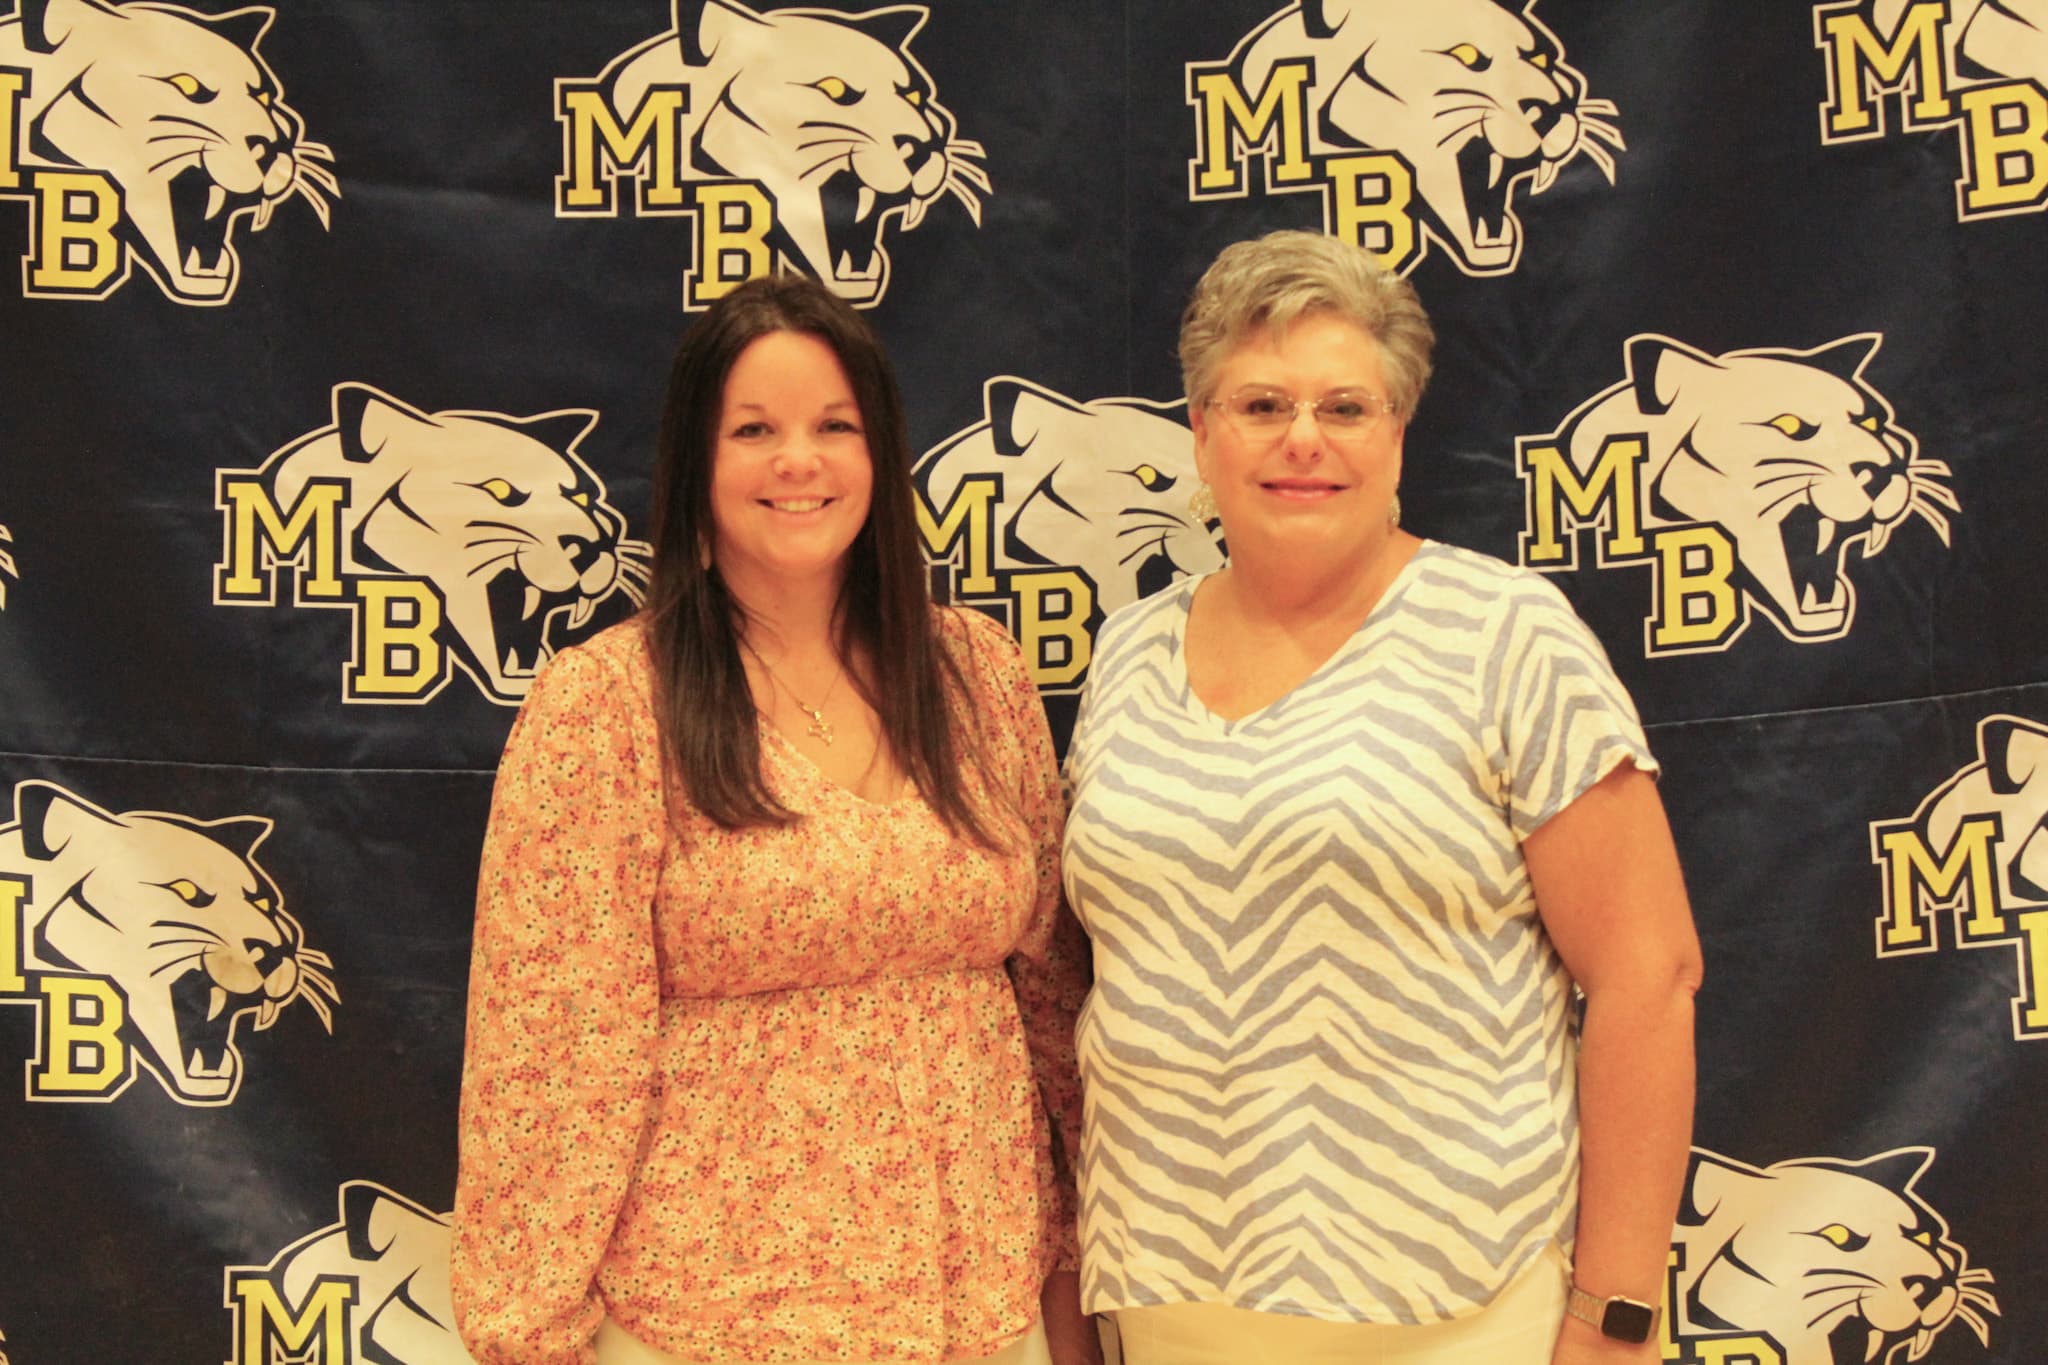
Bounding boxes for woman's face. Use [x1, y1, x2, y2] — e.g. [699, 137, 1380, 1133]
[708, 329, 874, 598]
[1190, 311, 1404, 576]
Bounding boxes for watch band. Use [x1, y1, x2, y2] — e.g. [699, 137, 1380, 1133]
[1566, 1282, 1660, 1344]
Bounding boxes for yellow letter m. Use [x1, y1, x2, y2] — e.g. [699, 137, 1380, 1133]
[556, 81, 689, 215]
[1186, 57, 1315, 198]
[215, 473, 348, 605]
[1515, 436, 1648, 571]
[225, 1273, 355, 1365]
[1815, 0, 1953, 142]
[1870, 814, 2003, 955]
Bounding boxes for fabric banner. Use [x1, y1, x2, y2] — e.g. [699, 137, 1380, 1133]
[0, 1, 2040, 1361]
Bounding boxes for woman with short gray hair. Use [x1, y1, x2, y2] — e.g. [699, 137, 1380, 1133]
[1063, 230, 1701, 1364]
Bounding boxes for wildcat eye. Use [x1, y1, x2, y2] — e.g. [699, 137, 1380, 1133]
[1765, 414, 1818, 440]
[1529, 51, 1552, 70]
[1857, 415, 1882, 433]
[811, 77, 861, 106]
[902, 87, 924, 108]
[1813, 1224, 1869, 1251]
[471, 478, 530, 507]
[159, 879, 217, 909]
[570, 491, 592, 508]
[1128, 464, 1177, 493]
[166, 73, 217, 103]
[1446, 43, 1491, 72]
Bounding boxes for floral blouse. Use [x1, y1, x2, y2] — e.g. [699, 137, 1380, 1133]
[450, 608, 1088, 1365]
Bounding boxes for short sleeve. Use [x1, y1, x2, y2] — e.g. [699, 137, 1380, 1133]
[1482, 574, 1659, 840]
[450, 637, 667, 1365]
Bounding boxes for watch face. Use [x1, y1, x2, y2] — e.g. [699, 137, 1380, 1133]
[1601, 1298, 1656, 1343]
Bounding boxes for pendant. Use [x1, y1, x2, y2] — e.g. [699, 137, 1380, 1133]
[802, 705, 834, 745]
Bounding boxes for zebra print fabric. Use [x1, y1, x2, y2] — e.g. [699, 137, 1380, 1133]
[1062, 542, 1655, 1324]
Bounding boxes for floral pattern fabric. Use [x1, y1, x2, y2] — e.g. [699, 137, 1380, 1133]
[451, 608, 1087, 1365]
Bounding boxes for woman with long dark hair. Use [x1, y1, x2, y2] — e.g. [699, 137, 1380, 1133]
[451, 275, 1094, 1365]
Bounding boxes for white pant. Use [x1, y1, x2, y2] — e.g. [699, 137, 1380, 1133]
[1107, 1243, 1570, 1365]
[593, 1316, 1051, 1365]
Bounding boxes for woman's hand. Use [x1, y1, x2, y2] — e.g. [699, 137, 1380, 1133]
[1551, 1321, 1663, 1365]
[1040, 1271, 1104, 1365]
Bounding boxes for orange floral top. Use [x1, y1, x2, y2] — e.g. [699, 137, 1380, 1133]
[450, 608, 1088, 1365]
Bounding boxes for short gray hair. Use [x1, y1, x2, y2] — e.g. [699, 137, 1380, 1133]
[1178, 230, 1436, 419]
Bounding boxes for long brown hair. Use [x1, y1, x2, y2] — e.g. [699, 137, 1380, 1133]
[644, 274, 999, 844]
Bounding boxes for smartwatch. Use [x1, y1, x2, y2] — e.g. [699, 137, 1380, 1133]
[1565, 1282, 1660, 1344]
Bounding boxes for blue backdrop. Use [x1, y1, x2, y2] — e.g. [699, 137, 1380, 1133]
[0, 2, 2040, 1361]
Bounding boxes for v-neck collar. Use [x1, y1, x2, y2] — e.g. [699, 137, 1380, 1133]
[1171, 541, 1432, 733]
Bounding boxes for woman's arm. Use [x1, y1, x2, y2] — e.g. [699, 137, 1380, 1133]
[449, 644, 667, 1365]
[1523, 762, 1702, 1365]
[971, 616, 1100, 1365]
[1039, 1271, 1098, 1365]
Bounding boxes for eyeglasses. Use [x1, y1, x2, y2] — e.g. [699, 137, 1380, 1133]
[1205, 385, 1398, 442]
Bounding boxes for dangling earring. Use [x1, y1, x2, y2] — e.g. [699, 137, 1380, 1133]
[1189, 483, 1219, 524]
[1388, 492, 1402, 531]
[698, 536, 714, 572]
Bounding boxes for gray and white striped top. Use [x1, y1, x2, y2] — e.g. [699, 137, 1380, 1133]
[1062, 541, 1655, 1325]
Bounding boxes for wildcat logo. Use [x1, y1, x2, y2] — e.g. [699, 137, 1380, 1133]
[1516, 333, 1956, 657]
[0, 0, 335, 303]
[1870, 713, 2048, 1040]
[1819, 0, 2048, 220]
[1663, 1145, 1997, 1365]
[0, 779, 336, 1105]
[554, 0, 987, 310]
[914, 378, 1224, 691]
[1186, 0, 1621, 276]
[214, 383, 651, 706]
[223, 1180, 478, 1365]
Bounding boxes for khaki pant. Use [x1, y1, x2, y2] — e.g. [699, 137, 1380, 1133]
[1107, 1243, 1570, 1365]
[594, 1316, 1051, 1365]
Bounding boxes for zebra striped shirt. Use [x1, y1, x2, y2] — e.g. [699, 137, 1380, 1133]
[1061, 541, 1656, 1325]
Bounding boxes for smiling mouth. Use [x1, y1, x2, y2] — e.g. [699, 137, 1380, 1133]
[761, 498, 834, 512]
[1261, 480, 1347, 496]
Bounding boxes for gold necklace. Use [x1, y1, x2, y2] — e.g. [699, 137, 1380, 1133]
[743, 642, 846, 745]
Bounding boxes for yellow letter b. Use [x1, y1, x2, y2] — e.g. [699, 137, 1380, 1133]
[1958, 82, 2048, 217]
[686, 182, 773, 309]
[1647, 525, 1741, 654]
[1012, 570, 1093, 690]
[24, 169, 123, 297]
[33, 976, 127, 1096]
[347, 580, 443, 699]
